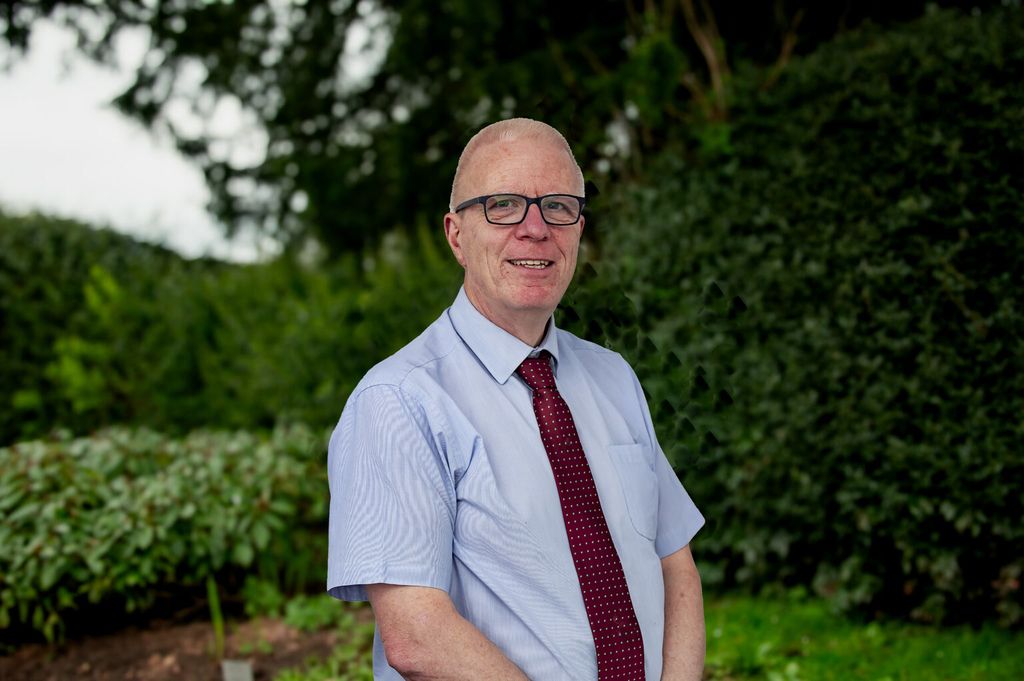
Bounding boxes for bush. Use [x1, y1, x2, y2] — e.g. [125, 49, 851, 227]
[0, 216, 461, 443]
[563, 6, 1023, 625]
[0, 425, 327, 641]
[0, 212, 200, 444]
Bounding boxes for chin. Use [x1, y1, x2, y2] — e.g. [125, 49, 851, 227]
[507, 287, 563, 312]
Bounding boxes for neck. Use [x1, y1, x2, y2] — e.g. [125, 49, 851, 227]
[464, 289, 551, 347]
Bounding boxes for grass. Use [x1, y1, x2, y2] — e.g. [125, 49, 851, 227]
[272, 593, 1023, 680]
[704, 592, 1022, 680]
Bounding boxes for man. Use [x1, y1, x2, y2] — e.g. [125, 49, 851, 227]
[327, 118, 705, 680]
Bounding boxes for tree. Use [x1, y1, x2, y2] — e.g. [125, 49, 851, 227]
[1, 0, 1002, 255]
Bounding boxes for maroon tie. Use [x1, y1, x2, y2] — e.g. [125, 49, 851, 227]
[517, 353, 645, 680]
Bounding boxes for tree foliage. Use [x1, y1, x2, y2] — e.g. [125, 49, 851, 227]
[0, 0, 1005, 254]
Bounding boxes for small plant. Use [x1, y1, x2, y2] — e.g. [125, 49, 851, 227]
[273, 620, 375, 681]
[207, 576, 226, 660]
[239, 639, 275, 656]
[284, 595, 349, 633]
[242, 577, 287, 619]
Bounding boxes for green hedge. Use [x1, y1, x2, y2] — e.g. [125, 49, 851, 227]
[562, 6, 1023, 625]
[0, 426, 327, 641]
[0, 213, 202, 444]
[0, 215, 461, 444]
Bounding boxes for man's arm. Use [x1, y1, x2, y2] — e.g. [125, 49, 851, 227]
[367, 583, 529, 680]
[660, 544, 705, 680]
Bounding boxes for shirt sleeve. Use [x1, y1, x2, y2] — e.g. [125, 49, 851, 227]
[628, 364, 706, 558]
[652, 449, 704, 558]
[326, 384, 456, 602]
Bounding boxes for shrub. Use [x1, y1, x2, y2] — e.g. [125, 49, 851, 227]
[0, 216, 461, 443]
[0, 425, 327, 641]
[563, 6, 1024, 625]
[0, 212, 199, 444]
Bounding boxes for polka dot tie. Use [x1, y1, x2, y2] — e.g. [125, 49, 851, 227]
[517, 353, 645, 680]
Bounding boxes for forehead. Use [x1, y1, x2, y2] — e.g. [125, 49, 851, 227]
[463, 137, 581, 196]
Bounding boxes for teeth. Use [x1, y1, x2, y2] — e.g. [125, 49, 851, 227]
[510, 259, 551, 268]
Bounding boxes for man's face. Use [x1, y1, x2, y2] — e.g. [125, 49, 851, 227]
[444, 137, 584, 333]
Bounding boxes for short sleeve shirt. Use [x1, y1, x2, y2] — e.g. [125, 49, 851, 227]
[327, 288, 704, 680]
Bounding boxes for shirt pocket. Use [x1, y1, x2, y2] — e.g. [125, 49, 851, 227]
[608, 443, 658, 540]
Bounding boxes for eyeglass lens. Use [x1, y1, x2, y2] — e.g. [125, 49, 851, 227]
[484, 194, 581, 225]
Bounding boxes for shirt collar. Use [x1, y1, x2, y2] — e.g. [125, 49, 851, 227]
[448, 286, 561, 385]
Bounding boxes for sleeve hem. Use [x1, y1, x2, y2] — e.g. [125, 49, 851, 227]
[327, 569, 452, 603]
[655, 512, 705, 559]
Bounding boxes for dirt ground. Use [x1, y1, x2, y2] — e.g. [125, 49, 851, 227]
[0, 615, 362, 681]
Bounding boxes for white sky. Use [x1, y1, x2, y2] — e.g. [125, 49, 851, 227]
[0, 20, 274, 262]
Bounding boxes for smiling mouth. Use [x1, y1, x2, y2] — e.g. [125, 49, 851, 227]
[508, 259, 554, 269]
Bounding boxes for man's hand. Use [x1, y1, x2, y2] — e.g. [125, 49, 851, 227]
[366, 583, 530, 680]
[661, 545, 705, 680]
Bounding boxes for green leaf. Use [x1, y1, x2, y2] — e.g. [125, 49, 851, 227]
[232, 542, 255, 567]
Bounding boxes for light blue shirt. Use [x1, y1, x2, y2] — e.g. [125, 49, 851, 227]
[327, 287, 704, 680]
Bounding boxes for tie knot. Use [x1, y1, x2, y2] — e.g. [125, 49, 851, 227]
[517, 354, 556, 391]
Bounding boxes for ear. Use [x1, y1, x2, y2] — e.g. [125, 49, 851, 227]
[444, 212, 467, 268]
[578, 214, 585, 236]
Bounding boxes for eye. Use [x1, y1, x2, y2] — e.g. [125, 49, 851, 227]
[485, 195, 526, 215]
[541, 196, 580, 219]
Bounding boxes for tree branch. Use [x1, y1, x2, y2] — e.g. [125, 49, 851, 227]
[680, 0, 728, 119]
[763, 8, 804, 89]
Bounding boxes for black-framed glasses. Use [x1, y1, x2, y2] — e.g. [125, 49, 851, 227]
[454, 193, 585, 226]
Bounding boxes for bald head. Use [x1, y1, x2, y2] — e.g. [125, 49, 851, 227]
[449, 118, 585, 211]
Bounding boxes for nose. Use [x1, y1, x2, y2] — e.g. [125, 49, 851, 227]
[514, 203, 550, 239]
